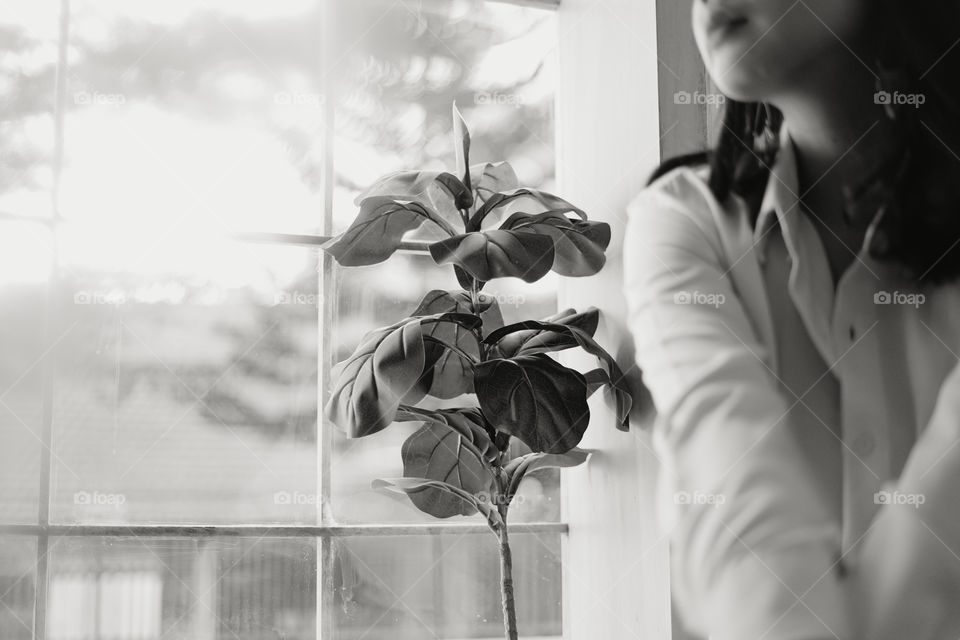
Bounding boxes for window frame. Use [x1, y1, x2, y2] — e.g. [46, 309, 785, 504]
[0, 1, 570, 639]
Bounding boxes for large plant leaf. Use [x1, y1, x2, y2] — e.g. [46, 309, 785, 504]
[468, 187, 585, 232]
[412, 290, 504, 398]
[471, 161, 519, 208]
[429, 229, 555, 284]
[325, 314, 482, 438]
[325, 317, 427, 438]
[504, 448, 591, 500]
[503, 210, 611, 276]
[372, 477, 497, 523]
[397, 422, 496, 518]
[490, 308, 600, 359]
[322, 197, 458, 267]
[484, 319, 632, 430]
[475, 354, 591, 454]
[352, 169, 467, 228]
[396, 406, 499, 463]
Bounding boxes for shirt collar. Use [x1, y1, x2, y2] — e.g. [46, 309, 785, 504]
[753, 122, 801, 260]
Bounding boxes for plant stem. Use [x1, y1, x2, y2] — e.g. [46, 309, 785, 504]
[497, 522, 519, 640]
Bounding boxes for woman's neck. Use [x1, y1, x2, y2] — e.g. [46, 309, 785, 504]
[773, 57, 894, 208]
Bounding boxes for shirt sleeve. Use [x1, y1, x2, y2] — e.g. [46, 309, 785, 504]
[622, 171, 852, 640]
[854, 360, 960, 640]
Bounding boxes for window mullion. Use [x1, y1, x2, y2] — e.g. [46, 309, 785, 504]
[317, 1, 338, 638]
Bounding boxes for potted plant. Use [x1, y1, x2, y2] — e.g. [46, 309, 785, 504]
[322, 103, 632, 640]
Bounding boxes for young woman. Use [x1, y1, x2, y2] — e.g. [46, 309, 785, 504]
[623, 1, 960, 639]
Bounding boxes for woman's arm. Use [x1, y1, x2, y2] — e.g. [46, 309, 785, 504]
[623, 172, 852, 640]
[855, 360, 960, 639]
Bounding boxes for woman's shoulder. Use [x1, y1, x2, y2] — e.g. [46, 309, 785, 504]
[626, 158, 733, 255]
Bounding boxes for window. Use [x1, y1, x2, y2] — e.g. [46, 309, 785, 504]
[0, 1, 569, 639]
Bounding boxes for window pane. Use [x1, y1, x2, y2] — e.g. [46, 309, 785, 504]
[0, 1, 58, 218]
[48, 536, 316, 640]
[0, 221, 53, 524]
[60, 0, 326, 235]
[0, 536, 36, 640]
[328, 0, 561, 526]
[50, 235, 319, 524]
[333, 532, 561, 640]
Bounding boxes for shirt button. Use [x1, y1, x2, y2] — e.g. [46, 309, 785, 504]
[850, 432, 875, 456]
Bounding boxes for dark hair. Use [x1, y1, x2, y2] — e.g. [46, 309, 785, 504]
[650, 1, 960, 284]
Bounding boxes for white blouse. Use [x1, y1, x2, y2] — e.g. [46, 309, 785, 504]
[623, 125, 960, 640]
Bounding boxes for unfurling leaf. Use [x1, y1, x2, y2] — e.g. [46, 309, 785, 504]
[325, 314, 482, 438]
[452, 102, 473, 202]
[502, 210, 611, 276]
[475, 354, 591, 453]
[429, 229, 555, 283]
[412, 290, 504, 398]
[322, 197, 457, 267]
[504, 448, 591, 500]
[397, 422, 495, 518]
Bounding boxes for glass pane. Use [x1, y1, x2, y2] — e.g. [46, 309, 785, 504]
[328, 0, 561, 525]
[331, 1, 558, 233]
[0, 536, 37, 640]
[48, 536, 316, 640]
[51, 236, 319, 524]
[0, 1, 59, 218]
[333, 532, 561, 640]
[0, 221, 53, 524]
[60, 0, 326, 235]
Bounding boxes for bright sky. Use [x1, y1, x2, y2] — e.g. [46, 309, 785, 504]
[0, 0, 555, 292]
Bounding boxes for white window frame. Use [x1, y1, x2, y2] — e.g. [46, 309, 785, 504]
[554, 1, 713, 639]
